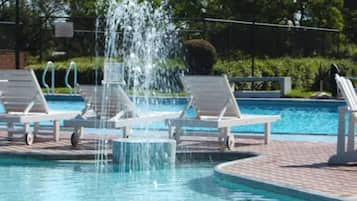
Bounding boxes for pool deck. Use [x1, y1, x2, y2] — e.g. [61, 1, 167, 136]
[0, 132, 356, 201]
[216, 139, 357, 201]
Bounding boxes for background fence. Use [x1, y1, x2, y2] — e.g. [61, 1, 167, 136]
[0, 16, 340, 64]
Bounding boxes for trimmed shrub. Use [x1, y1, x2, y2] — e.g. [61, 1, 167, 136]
[214, 57, 357, 91]
[184, 39, 217, 75]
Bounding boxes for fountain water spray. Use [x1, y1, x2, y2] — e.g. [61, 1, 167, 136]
[95, 0, 180, 171]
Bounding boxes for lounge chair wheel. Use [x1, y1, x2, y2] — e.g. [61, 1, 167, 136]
[71, 132, 80, 147]
[25, 132, 34, 145]
[225, 135, 235, 150]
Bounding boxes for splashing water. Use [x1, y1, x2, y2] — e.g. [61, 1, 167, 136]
[95, 0, 180, 170]
[104, 0, 179, 96]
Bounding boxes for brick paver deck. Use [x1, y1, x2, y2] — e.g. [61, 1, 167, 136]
[0, 131, 356, 200]
[217, 140, 357, 201]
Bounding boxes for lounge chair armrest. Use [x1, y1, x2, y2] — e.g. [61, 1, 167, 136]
[218, 97, 231, 120]
[24, 93, 40, 114]
[180, 95, 193, 118]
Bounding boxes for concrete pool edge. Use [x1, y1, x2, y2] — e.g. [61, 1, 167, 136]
[45, 94, 346, 103]
[214, 158, 345, 201]
[0, 148, 256, 162]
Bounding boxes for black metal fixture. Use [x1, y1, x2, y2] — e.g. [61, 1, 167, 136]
[15, 0, 20, 69]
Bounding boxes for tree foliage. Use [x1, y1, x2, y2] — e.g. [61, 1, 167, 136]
[0, 0, 354, 59]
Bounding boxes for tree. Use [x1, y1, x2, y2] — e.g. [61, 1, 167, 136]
[344, 9, 357, 43]
[65, 0, 98, 17]
[303, 0, 344, 30]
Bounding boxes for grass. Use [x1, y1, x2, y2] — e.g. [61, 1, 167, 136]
[283, 89, 331, 98]
[42, 87, 71, 94]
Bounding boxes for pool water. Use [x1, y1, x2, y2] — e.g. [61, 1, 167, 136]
[0, 99, 345, 135]
[0, 158, 304, 201]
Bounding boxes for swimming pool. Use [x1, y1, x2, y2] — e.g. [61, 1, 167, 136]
[0, 157, 304, 201]
[0, 98, 346, 135]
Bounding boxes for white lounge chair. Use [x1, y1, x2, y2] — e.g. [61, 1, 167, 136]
[329, 74, 357, 164]
[0, 70, 79, 145]
[64, 84, 180, 146]
[166, 75, 281, 150]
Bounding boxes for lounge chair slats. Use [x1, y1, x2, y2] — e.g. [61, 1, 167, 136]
[0, 70, 79, 145]
[0, 70, 49, 114]
[4, 104, 48, 113]
[181, 75, 240, 118]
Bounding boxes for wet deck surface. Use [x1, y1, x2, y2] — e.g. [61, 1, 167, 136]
[0, 131, 356, 200]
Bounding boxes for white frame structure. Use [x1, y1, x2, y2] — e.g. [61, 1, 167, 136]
[0, 70, 79, 145]
[63, 83, 180, 146]
[329, 74, 357, 164]
[166, 75, 280, 150]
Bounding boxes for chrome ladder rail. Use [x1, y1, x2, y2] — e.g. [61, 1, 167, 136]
[65, 61, 79, 94]
[42, 61, 56, 94]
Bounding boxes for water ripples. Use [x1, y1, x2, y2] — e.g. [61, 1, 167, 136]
[0, 160, 303, 201]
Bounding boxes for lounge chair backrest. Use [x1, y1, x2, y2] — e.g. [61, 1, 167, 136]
[79, 85, 136, 118]
[0, 70, 49, 113]
[181, 75, 240, 118]
[335, 74, 357, 111]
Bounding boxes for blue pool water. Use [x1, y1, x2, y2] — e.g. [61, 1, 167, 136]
[0, 98, 345, 135]
[0, 158, 304, 201]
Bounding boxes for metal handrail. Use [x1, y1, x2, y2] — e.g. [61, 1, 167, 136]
[65, 61, 79, 94]
[42, 61, 55, 94]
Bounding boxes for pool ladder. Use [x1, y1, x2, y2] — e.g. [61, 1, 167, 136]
[42, 61, 56, 94]
[65, 61, 79, 94]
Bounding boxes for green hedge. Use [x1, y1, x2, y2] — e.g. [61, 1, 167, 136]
[27, 57, 104, 72]
[214, 57, 357, 90]
[27, 56, 357, 91]
[27, 57, 185, 88]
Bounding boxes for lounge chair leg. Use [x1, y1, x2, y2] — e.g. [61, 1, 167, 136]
[33, 123, 39, 137]
[174, 127, 182, 143]
[53, 120, 60, 142]
[7, 122, 13, 140]
[264, 123, 271, 144]
[23, 123, 30, 134]
[219, 128, 226, 149]
[123, 127, 130, 138]
[221, 127, 235, 150]
[347, 112, 355, 152]
[337, 107, 347, 155]
[168, 126, 174, 139]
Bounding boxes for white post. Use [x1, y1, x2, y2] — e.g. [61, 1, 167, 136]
[33, 122, 40, 136]
[53, 120, 60, 142]
[337, 106, 346, 155]
[264, 123, 271, 144]
[7, 122, 13, 139]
